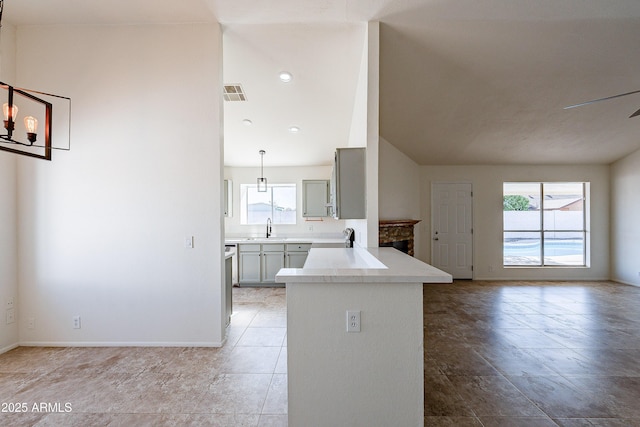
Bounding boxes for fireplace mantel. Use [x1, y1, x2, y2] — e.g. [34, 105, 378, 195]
[379, 219, 421, 256]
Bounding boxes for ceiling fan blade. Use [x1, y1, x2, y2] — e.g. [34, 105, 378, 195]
[564, 89, 640, 110]
[629, 107, 640, 118]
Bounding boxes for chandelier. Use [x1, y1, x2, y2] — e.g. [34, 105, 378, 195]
[0, 82, 53, 159]
[0, 1, 71, 160]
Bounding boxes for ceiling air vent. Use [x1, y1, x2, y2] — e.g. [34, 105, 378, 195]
[224, 84, 247, 101]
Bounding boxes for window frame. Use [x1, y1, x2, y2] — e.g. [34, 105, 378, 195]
[240, 183, 297, 225]
[503, 182, 587, 267]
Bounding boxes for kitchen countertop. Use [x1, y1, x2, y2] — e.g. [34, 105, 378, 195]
[224, 247, 236, 259]
[225, 237, 345, 245]
[275, 247, 453, 284]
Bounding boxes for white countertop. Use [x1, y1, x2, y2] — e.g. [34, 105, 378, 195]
[275, 247, 453, 284]
[224, 247, 236, 259]
[225, 237, 345, 245]
[224, 248, 236, 259]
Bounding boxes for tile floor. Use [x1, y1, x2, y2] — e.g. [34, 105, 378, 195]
[0, 287, 287, 427]
[1, 281, 640, 426]
[424, 280, 640, 426]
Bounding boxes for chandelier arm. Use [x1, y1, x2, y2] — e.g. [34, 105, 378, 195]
[0, 134, 34, 147]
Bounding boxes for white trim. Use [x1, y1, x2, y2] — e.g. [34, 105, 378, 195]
[18, 341, 225, 348]
[612, 278, 640, 287]
[0, 342, 19, 355]
[473, 275, 611, 281]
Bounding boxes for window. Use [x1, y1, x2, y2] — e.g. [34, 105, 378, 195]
[503, 182, 587, 266]
[240, 184, 297, 225]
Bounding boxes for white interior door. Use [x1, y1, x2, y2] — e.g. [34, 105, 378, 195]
[431, 183, 473, 279]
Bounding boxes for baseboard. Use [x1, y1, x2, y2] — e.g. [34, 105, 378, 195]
[471, 276, 611, 282]
[0, 342, 19, 355]
[18, 340, 225, 348]
[611, 278, 640, 287]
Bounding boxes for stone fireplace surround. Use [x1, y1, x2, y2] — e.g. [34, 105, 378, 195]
[379, 220, 421, 257]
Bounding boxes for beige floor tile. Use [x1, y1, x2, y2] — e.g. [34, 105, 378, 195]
[262, 374, 288, 415]
[195, 373, 272, 414]
[2, 282, 640, 425]
[222, 346, 280, 374]
[237, 327, 286, 347]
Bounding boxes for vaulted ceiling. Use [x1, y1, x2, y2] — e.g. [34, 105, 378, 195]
[5, 0, 640, 166]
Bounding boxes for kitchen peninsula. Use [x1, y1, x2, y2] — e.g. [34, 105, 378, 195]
[276, 247, 452, 427]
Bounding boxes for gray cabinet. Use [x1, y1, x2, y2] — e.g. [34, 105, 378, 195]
[238, 244, 261, 283]
[262, 244, 285, 283]
[225, 255, 232, 327]
[286, 243, 312, 268]
[238, 243, 285, 285]
[302, 180, 330, 217]
[224, 179, 233, 217]
[331, 147, 366, 219]
[238, 242, 312, 284]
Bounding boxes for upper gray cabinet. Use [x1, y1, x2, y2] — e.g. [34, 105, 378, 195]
[224, 179, 232, 217]
[302, 180, 330, 217]
[331, 147, 366, 219]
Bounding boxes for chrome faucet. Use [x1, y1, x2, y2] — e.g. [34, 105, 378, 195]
[266, 218, 272, 238]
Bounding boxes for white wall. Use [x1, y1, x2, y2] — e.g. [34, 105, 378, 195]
[420, 164, 610, 280]
[0, 22, 19, 353]
[347, 22, 379, 248]
[15, 23, 225, 346]
[224, 165, 345, 238]
[378, 136, 423, 256]
[0, 152, 17, 353]
[0, 147, 18, 352]
[611, 148, 640, 286]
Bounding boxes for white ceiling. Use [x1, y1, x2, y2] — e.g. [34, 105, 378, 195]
[222, 23, 365, 167]
[5, 0, 640, 166]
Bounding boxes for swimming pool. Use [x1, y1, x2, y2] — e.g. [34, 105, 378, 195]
[504, 239, 585, 266]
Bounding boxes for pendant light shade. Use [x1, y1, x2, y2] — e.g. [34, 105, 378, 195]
[257, 150, 267, 192]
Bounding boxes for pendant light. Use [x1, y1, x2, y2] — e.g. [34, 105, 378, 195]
[257, 149, 267, 192]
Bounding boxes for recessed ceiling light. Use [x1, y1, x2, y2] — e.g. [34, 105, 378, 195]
[289, 126, 300, 133]
[279, 71, 293, 83]
[242, 119, 253, 126]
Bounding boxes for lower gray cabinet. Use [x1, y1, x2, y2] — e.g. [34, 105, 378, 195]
[262, 245, 285, 283]
[238, 242, 313, 284]
[238, 245, 261, 283]
[238, 243, 285, 285]
[225, 255, 233, 326]
[285, 243, 312, 268]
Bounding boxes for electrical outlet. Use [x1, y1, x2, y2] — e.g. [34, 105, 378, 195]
[27, 317, 35, 329]
[6, 297, 14, 310]
[6, 308, 15, 324]
[73, 315, 81, 329]
[346, 310, 361, 333]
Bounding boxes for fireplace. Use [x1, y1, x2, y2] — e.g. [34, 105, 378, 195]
[379, 220, 420, 257]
